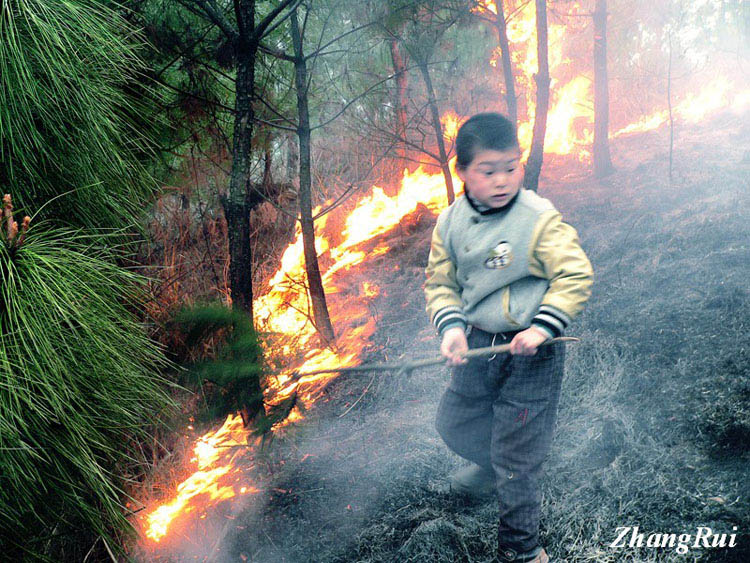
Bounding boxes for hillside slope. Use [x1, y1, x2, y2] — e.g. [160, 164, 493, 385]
[174, 115, 749, 563]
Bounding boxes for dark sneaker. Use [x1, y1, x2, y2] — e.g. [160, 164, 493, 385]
[449, 463, 496, 497]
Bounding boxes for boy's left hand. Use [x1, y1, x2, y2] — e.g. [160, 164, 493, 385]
[509, 326, 550, 356]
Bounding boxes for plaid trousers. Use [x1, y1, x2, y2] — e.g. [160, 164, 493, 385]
[435, 326, 565, 558]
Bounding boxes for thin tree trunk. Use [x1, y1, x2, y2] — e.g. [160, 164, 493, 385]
[494, 1, 517, 126]
[290, 8, 335, 344]
[523, 0, 550, 192]
[389, 37, 409, 192]
[667, 27, 674, 186]
[226, 0, 263, 424]
[593, 0, 614, 177]
[225, 2, 258, 318]
[263, 131, 274, 187]
[286, 130, 298, 184]
[417, 59, 454, 205]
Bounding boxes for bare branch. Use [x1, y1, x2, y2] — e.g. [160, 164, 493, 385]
[153, 22, 218, 78]
[178, 0, 238, 41]
[150, 73, 237, 114]
[259, 41, 295, 62]
[303, 20, 379, 62]
[256, 93, 299, 128]
[312, 57, 450, 131]
[253, 0, 302, 41]
[254, 115, 298, 132]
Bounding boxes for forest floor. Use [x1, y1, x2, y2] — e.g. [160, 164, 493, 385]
[146, 113, 749, 563]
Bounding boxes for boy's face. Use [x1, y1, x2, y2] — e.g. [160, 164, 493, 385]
[456, 147, 523, 209]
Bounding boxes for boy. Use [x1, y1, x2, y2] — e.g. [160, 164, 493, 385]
[424, 113, 594, 562]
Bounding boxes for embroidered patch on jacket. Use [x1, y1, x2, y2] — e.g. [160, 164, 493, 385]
[485, 240, 513, 269]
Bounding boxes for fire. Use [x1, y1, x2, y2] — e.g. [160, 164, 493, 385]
[474, 1, 747, 159]
[518, 75, 594, 160]
[474, 1, 594, 161]
[144, 414, 260, 542]
[141, 162, 460, 545]
[476, 0, 498, 15]
[613, 77, 750, 137]
[363, 282, 379, 298]
[612, 110, 669, 137]
[255, 162, 461, 395]
[441, 110, 461, 142]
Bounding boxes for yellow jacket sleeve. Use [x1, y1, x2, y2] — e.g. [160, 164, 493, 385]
[424, 222, 467, 334]
[527, 210, 594, 338]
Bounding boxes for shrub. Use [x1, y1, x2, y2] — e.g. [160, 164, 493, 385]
[0, 219, 174, 560]
[0, 0, 165, 231]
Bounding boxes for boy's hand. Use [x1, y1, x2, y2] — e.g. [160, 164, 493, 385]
[441, 326, 469, 366]
[509, 326, 550, 356]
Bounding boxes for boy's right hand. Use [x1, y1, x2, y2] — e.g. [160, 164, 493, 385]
[441, 326, 469, 366]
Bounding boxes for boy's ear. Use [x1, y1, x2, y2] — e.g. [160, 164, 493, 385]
[456, 166, 467, 184]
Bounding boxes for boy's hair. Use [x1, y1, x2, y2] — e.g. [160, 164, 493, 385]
[455, 112, 519, 170]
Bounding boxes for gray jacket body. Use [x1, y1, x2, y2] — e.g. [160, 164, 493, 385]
[435, 189, 555, 333]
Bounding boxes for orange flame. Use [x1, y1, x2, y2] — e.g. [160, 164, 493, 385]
[474, 1, 747, 159]
[144, 415, 260, 542]
[141, 162, 460, 544]
[441, 110, 461, 142]
[614, 78, 750, 137]
[474, 1, 593, 161]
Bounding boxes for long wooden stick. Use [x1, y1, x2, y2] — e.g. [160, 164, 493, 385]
[282, 337, 579, 380]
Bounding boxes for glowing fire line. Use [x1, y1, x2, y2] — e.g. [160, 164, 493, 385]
[142, 162, 460, 544]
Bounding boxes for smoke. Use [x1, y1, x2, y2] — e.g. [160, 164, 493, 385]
[206, 348, 452, 562]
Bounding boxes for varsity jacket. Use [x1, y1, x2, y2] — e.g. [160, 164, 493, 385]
[424, 188, 594, 338]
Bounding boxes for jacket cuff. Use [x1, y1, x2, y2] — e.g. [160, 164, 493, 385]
[433, 306, 467, 336]
[531, 322, 555, 339]
[439, 320, 467, 336]
[531, 304, 572, 339]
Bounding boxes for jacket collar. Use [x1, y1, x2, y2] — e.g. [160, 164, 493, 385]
[464, 185, 521, 216]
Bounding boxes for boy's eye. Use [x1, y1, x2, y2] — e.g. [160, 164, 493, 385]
[507, 168, 516, 173]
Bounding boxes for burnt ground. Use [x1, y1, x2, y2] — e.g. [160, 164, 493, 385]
[158, 114, 749, 563]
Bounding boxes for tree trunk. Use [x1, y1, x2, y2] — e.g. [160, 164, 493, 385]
[225, 1, 258, 317]
[290, 8, 335, 344]
[523, 0, 550, 192]
[389, 37, 409, 193]
[667, 26, 674, 186]
[226, 0, 263, 425]
[417, 59, 454, 205]
[263, 130, 274, 187]
[593, 0, 614, 177]
[494, 1, 517, 126]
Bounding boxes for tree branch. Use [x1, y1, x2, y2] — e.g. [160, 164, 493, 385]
[153, 22, 218, 78]
[253, 0, 301, 41]
[259, 41, 295, 62]
[178, 0, 238, 41]
[255, 92, 299, 128]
